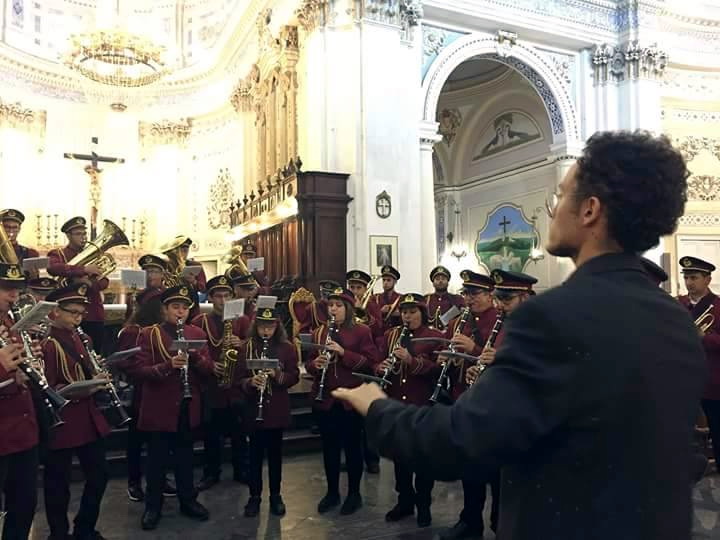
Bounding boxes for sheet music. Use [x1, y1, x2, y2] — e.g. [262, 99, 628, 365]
[256, 295, 277, 310]
[120, 269, 146, 290]
[22, 257, 49, 271]
[440, 305, 461, 326]
[247, 257, 265, 272]
[10, 301, 57, 333]
[169, 339, 207, 352]
[246, 359, 279, 370]
[182, 265, 202, 278]
[223, 299, 246, 321]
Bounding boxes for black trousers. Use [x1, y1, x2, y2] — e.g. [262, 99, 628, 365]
[702, 399, 720, 473]
[459, 470, 500, 531]
[393, 460, 434, 508]
[202, 405, 247, 478]
[248, 429, 283, 497]
[126, 412, 146, 486]
[0, 446, 38, 540]
[144, 406, 195, 512]
[43, 439, 108, 538]
[315, 403, 364, 496]
[80, 321, 104, 355]
[362, 424, 379, 466]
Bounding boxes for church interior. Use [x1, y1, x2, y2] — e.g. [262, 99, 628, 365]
[1, 0, 720, 538]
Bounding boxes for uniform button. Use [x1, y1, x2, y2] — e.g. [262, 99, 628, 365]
[402, 396, 407, 400]
[401, 379, 407, 383]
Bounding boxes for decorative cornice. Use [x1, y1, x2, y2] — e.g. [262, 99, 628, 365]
[672, 135, 720, 162]
[687, 176, 720, 202]
[0, 97, 46, 141]
[138, 118, 193, 151]
[591, 41, 668, 85]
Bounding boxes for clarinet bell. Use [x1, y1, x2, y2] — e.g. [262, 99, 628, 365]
[47, 387, 69, 411]
[351, 372, 392, 387]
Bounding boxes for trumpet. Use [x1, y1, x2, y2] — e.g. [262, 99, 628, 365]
[354, 275, 380, 323]
[255, 338, 271, 422]
[315, 315, 336, 402]
[176, 318, 192, 401]
[76, 327, 130, 427]
[430, 307, 470, 403]
[469, 311, 505, 386]
[695, 304, 715, 335]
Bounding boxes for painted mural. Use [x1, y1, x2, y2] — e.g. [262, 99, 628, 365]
[475, 203, 538, 271]
[472, 111, 542, 161]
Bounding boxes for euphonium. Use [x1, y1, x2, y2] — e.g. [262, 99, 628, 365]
[430, 307, 470, 403]
[695, 304, 715, 335]
[218, 319, 239, 388]
[160, 236, 188, 288]
[59, 220, 129, 287]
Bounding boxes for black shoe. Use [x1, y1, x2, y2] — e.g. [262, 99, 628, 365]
[233, 470, 248, 484]
[244, 496, 261, 517]
[269, 494, 286, 516]
[141, 510, 161, 531]
[127, 483, 144, 502]
[385, 501, 414, 522]
[163, 478, 177, 497]
[317, 492, 341, 513]
[340, 493, 363, 515]
[366, 462, 380, 474]
[416, 505, 432, 528]
[180, 500, 210, 521]
[439, 520, 483, 540]
[72, 533, 106, 540]
[196, 475, 219, 491]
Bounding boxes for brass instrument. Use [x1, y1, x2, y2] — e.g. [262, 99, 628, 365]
[176, 318, 192, 401]
[315, 315, 336, 402]
[695, 304, 715, 335]
[223, 246, 253, 281]
[59, 220, 129, 286]
[430, 307, 470, 403]
[378, 324, 410, 389]
[354, 274, 380, 323]
[218, 318, 239, 388]
[469, 311, 505, 386]
[255, 338, 271, 422]
[160, 236, 188, 287]
[76, 327, 130, 427]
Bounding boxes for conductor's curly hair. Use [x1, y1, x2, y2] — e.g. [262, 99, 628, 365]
[575, 130, 689, 253]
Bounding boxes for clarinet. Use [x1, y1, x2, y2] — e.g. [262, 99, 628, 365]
[470, 311, 505, 386]
[176, 318, 192, 401]
[76, 327, 131, 427]
[255, 337, 270, 422]
[430, 307, 470, 403]
[379, 324, 410, 389]
[315, 315, 336, 402]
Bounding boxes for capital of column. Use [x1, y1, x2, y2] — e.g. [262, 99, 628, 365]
[419, 120, 442, 150]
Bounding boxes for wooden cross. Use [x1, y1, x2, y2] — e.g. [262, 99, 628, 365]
[499, 215, 511, 238]
[64, 137, 125, 239]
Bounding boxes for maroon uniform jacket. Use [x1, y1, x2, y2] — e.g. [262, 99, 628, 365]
[237, 338, 300, 431]
[47, 246, 109, 322]
[361, 300, 384, 339]
[679, 292, 720, 399]
[306, 322, 377, 411]
[185, 259, 207, 292]
[191, 312, 250, 408]
[116, 324, 143, 410]
[14, 243, 40, 279]
[371, 290, 402, 331]
[445, 306, 498, 401]
[378, 325, 442, 406]
[42, 326, 110, 450]
[128, 322, 214, 432]
[425, 291, 465, 330]
[0, 314, 39, 456]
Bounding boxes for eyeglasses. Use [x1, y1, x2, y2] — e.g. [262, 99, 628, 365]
[545, 191, 559, 218]
[59, 306, 86, 317]
[494, 294, 520, 304]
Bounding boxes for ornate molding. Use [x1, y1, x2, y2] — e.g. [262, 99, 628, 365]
[592, 41, 668, 85]
[360, 0, 423, 37]
[295, 0, 330, 33]
[208, 168, 235, 230]
[437, 108, 462, 147]
[139, 118, 193, 149]
[687, 176, 720, 202]
[673, 136, 720, 162]
[663, 69, 720, 99]
[679, 213, 720, 227]
[663, 108, 720, 124]
[0, 98, 46, 138]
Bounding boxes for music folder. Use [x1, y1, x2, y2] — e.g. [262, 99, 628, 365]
[247, 257, 265, 272]
[22, 257, 49, 272]
[256, 295, 278, 310]
[181, 265, 202, 278]
[246, 359, 279, 371]
[120, 269, 146, 290]
[58, 379, 107, 398]
[169, 339, 207, 352]
[223, 299, 246, 321]
[9, 301, 57, 333]
[104, 347, 141, 366]
[439, 305, 461, 327]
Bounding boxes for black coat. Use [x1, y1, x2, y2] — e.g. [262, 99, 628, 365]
[366, 253, 706, 540]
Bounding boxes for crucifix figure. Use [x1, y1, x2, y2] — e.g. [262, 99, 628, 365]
[64, 137, 125, 239]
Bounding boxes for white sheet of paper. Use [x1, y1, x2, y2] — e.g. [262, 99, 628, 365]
[10, 301, 57, 333]
[169, 339, 207, 352]
[245, 359, 279, 370]
[223, 299, 246, 321]
[120, 269, 146, 290]
[255, 295, 277, 310]
[22, 257, 49, 271]
[182, 265, 202, 278]
[439, 305, 461, 327]
[247, 257, 265, 272]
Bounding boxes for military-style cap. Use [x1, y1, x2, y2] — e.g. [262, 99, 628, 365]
[679, 256, 715, 274]
[207, 275, 233, 295]
[160, 285, 194, 306]
[399, 292, 426, 309]
[346, 270, 372, 286]
[61, 216, 87, 234]
[319, 279, 342, 292]
[381, 265, 400, 281]
[256, 307, 279, 321]
[0, 209, 25, 224]
[231, 273, 257, 288]
[138, 254, 168, 271]
[429, 265, 451, 281]
[241, 241, 257, 255]
[460, 269, 494, 291]
[27, 277, 58, 293]
[640, 258, 668, 285]
[491, 269, 537, 292]
[181, 237, 192, 248]
[0, 262, 26, 285]
[327, 287, 356, 306]
[46, 282, 89, 304]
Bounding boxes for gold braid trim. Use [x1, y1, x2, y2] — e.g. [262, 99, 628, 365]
[150, 325, 173, 362]
[201, 314, 223, 347]
[46, 336, 85, 383]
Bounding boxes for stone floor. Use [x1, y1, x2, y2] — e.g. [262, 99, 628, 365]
[24, 453, 720, 539]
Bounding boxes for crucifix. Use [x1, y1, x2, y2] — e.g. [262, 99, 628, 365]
[64, 137, 125, 239]
[499, 215, 511, 239]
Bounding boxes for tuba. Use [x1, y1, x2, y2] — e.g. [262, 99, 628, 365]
[160, 236, 188, 287]
[223, 245, 253, 282]
[59, 220, 129, 286]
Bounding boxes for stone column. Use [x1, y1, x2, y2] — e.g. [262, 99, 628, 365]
[419, 133, 442, 277]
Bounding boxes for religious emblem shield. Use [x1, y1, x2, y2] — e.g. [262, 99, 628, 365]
[376, 191, 391, 219]
[475, 203, 539, 272]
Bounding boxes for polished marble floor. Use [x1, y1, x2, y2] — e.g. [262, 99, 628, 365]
[25, 453, 720, 539]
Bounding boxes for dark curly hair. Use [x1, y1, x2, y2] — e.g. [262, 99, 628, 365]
[574, 130, 689, 252]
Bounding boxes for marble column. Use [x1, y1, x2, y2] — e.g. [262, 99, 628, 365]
[419, 134, 442, 277]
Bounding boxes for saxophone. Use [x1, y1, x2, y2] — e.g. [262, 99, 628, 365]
[218, 319, 239, 388]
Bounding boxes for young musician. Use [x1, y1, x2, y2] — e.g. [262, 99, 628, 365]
[425, 265, 464, 330]
[677, 256, 720, 473]
[347, 270, 383, 338]
[229, 274, 258, 319]
[128, 286, 214, 530]
[124, 254, 168, 321]
[306, 287, 377, 515]
[240, 241, 271, 295]
[178, 237, 207, 293]
[0, 261, 40, 540]
[27, 277, 59, 301]
[376, 293, 441, 527]
[47, 217, 109, 354]
[0, 209, 40, 279]
[42, 283, 111, 540]
[238, 306, 300, 517]
[371, 265, 402, 331]
[193, 276, 250, 490]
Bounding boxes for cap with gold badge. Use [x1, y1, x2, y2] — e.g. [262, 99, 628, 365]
[491, 269, 537, 294]
[160, 285, 194, 306]
[429, 265, 451, 281]
[0, 262, 26, 285]
[138, 254, 169, 271]
[327, 287, 356, 306]
[27, 277, 58, 293]
[46, 282, 89, 304]
[381, 265, 400, 281]
[207, 275, 233, 295]
[398, 292, 427, 309]
[241, 242, 257, 256]
[230, 273, 258, 288]
[60, 216, 87, 234]
[256, 307, 279, 321]
[679, 256, 715, 275]
[0, 209, 25, 224]
[460, 269, 494, 292]
[346, 270, 372, 287]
